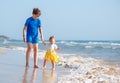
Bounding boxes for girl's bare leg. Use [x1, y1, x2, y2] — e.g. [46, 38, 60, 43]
[43, 59, 47, 70]
[51, 61, 55, 70]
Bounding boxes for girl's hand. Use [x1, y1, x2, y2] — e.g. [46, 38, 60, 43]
[57, 48, 60, 51]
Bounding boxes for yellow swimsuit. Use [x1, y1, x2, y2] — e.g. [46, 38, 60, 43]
[44, 44, 58, 63]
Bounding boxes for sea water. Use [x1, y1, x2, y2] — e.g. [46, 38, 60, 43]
[0, 40, 120, 60]
[1, 40, 120, 83]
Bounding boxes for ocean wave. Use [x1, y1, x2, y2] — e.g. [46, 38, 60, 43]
[85, 46, 95, 49]
[2, 46, 27, 51]
[111, 43, 120, 46]
[85, 45, 120, 49]
[0, 46, 46, 60]
[1, 40, 120, 60]
[82, 42, 120, 46]
[60, 42, 120, 49]
[58, 41, 120, 50]
[57, 40, 120, 46]
[0, 40, 10, 44]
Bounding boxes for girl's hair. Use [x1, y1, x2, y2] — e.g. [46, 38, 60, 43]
[32, 8, 41, 16]
[49, 36, 55, 41]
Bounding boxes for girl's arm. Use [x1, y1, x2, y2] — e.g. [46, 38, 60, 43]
[54, 45, 60, 51]
[56, 47, 60, 51]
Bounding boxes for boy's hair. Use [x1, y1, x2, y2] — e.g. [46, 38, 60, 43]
[49, 36, 55, 41]
[32, 8, 41, 16]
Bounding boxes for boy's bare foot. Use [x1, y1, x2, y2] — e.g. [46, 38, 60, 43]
[34, 65, 39, 68]
[26, 64, 29, 68]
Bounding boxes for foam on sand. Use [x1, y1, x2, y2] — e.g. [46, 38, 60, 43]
[57, 55, 120, 83]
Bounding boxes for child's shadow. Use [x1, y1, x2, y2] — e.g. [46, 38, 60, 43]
[42, 69, 57, 83]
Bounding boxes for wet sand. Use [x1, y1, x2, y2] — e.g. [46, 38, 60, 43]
[0, 50, 4, 54]
[0, 49, 120, 83]
[0, 50, 58, 83]
[57, 55, 120, 83]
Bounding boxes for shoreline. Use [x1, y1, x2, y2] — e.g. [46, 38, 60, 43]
[0, 48, 120, 83]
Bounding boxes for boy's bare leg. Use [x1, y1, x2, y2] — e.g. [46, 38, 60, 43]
[31, 68, 37, 82]
[43, 59, 47, 70]
[33, 44, 39, 68]
[51, 61, 55, 70]
[26, 43, 32, 67]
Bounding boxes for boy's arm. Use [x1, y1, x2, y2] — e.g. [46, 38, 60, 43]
[39, 28, 46, 45]
[23, 26, 26, 43]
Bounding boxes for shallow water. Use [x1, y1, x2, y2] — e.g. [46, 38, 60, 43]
[0, 45, 120, 83]
[0, 40, 120, 61]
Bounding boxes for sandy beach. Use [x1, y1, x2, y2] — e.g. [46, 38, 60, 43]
[0, 48, 120, 83]
[0, 48, 58, 83]
[57, 55, 120, 83]
[0, 50, 4, 54]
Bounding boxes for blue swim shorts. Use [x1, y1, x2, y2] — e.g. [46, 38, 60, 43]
[26, 35, 39, 44]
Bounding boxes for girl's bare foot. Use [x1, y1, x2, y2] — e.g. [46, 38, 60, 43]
[43, 67, 46, 70]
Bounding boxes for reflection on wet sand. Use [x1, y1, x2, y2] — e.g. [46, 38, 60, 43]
[30, 68, 37, 83]
[22, 67, 38, 83]
[23, 67, 29, 83]
[22, 67, 57, 83]
[42, 70, 57, 83]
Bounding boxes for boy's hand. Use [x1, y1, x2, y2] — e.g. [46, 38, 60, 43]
[42, 41, 46, 45]
[23, 37, 26, 43]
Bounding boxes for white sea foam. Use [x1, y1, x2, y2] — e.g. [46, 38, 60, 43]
[85, 46, 95, 49]
[2, 46, 27, 51]
[3, 40, 9, 44]
[0, 46, 45, 59]
[57, 55, 120, 83]
[111, 43, 120, 46]
[57, 41, 120, 50]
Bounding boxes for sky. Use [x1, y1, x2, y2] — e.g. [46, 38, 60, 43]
[0, 0, 120, 40]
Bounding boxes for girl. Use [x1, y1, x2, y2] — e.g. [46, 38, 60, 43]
[43, 36, 60, 70]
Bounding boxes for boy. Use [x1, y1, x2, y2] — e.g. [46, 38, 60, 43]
[23, 8, 44, 68]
